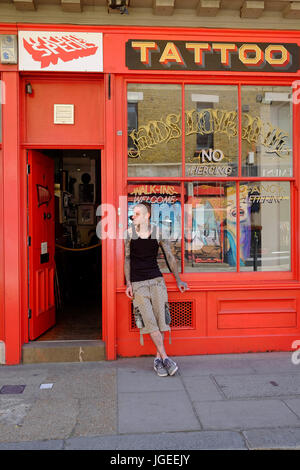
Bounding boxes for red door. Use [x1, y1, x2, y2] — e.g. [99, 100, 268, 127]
[28, 150, 55, 340]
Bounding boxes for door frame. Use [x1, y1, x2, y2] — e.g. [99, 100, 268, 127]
[15, 70, 115, 363]
[25, 145, 106, 344]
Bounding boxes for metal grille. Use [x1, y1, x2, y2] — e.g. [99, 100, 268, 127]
[130, 301, 193, 330]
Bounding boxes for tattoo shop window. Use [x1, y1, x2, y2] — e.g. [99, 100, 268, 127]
[184, 182, 237, 273]
[185, 85, 238, 177]
[127, 84, 182, 178]
[127, 182, 182, 273]
[239, 182, 291, 272]
[241, 86, 293, 178]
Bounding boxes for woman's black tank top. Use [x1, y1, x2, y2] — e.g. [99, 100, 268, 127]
[130, 227, 162, 282]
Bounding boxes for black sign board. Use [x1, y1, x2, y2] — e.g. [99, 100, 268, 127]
[126, 40, 300, 73]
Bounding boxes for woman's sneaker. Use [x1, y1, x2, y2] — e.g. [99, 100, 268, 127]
[163, 357, 178, 376]
[154, 358, 168, 377]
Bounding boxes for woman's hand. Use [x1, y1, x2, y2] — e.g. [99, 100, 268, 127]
[125, 283, 133, 299]
[177, 280, 189, 293]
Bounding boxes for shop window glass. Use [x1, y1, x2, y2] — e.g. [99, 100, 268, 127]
[241, 86, 293, 177]
[184, 182, 237, 272]
[127, 182, 182, 273]
[185, 85, 238, 177]
[127, 84, 182, 177]
[128, 101, 138, 151]
[239, 182, 291, 271]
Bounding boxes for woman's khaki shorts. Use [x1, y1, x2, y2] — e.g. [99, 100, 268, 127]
[132, 276, 170, 335]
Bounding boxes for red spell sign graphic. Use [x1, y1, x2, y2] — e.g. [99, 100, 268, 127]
[23, 35, 98, 68]
[19, 32, 103, 71]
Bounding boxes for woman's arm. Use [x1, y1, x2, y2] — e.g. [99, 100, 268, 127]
[159, 239, 189, 293]
[124, 231, 133, 298]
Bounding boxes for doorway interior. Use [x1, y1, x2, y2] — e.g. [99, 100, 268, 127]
[33, 149, 102, 342]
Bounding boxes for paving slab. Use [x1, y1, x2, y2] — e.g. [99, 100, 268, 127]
[244, 353, 300, 374]
[283, 399, 300, 418]
[0, 397, 33, 425]
[0, 397, 79, 442]
[65, 430, 247, 450]
[243, 428, 300, 449]
[16, 397, 79, 441]
[118, 369, 184, 393]
[0, 439, 64, 450]
[181, 376, 224, 402]
[118, 391, 201, 434]
[45, 369, 116, 399]
[71, 397, 117, 437]
[116, 357, 156, 371]
[194, 399, 300, 430]
[214, 374, 300, 399]
[174, 355, 256, 377]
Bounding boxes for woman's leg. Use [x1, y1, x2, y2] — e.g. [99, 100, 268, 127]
[150, 331, 167, 360]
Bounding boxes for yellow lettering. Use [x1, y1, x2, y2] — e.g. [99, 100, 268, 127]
[185, 43, 211, 65]
[131, 41, 158, 64]
[239, 44, 264, 66]
[265, 45, 289, 67]
[159, 42, 185, 65]
[212, 43, 237, 65]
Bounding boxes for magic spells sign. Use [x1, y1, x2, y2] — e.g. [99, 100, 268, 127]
[126, 40, 299, 72]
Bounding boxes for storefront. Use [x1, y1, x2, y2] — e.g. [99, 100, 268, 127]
[1, 24, 300, 364]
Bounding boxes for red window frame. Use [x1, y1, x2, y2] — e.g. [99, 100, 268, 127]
[119, 74, 298, 285]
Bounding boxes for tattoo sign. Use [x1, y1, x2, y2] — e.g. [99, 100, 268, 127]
[18, 31, 103, 71]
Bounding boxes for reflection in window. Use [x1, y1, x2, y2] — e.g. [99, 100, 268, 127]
[127, 101, 138, 153]
[241, 86, 293, 177]
[127, 183, 181, 273]
[240, 182, 290, 271]
[196, 101, 214, 150]
[184, 182, 236, 272]
[185, 85, 238, 177]
[127, 84, 182, 177]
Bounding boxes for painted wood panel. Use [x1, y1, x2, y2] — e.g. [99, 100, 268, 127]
[218, 296, 297, 329]
[208, 290, 300, 336]
[117, 289, 300, 357]
[23, 78, 104, 145]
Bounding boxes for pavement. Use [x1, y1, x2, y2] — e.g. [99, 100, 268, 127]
[0, 351, 300, 451]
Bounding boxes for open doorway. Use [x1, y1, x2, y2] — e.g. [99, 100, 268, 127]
[28, 149, 102, 342]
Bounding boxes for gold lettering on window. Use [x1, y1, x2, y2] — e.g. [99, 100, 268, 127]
[128, 109, 290, 159]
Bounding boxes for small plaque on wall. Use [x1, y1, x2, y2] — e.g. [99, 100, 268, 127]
[54, 104, 74, 125]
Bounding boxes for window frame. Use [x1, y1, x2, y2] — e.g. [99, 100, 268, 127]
[124, 76, 297, 282]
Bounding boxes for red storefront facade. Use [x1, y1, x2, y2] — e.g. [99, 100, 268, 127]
[1, 24, 300, 364]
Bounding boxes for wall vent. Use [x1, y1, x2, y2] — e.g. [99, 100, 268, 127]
[131, 301, 193, 330]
